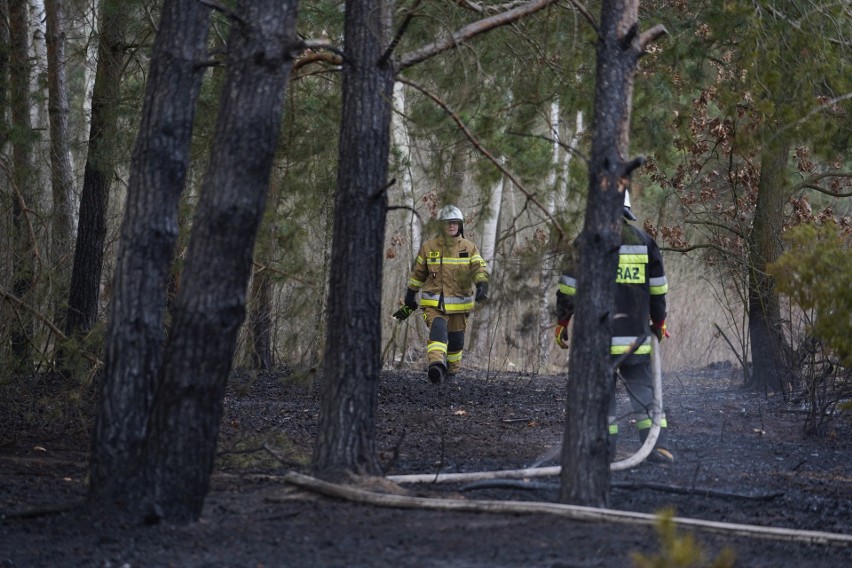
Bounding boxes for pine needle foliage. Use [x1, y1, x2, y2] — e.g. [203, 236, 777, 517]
[769, 219, 852, 368]
[631, 509, 736, 568]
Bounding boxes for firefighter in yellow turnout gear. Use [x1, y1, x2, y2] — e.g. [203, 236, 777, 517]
[393, 205, 489, 384]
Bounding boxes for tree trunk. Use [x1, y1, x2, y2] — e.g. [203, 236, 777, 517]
[312, 0, 394, 476]
[538, 100, 562, 369]
[559, 0, 655, 508]
[63, 0, 128, 342]
[249, 269, 274, 370]
[45, 0, 76, 330]
[747, 140, 790, 394]
[8, 0, 35, 368]
[134, 0, 299, 523]
[0, 0, 8, 152]
[89, 0, 211, 505]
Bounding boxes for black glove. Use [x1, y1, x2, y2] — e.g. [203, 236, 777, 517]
[393, 289, 419, 321]
[392, 305, 415, 321]
[475, 282, 488, 302]
[404, 288, 418, 309]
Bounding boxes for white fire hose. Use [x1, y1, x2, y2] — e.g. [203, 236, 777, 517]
[387, 335, 664, 485]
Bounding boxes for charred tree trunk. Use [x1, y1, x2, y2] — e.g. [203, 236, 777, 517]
[559, 0, 665, 508]
[135, 0, 299, 523]
[747, 140, 790, 394]
[312, 0, 394, 476]
[89, 0, 211, 505]
[63, 0, 128, 344]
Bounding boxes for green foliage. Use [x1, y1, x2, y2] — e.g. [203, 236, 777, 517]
[631, 509, 736, 568]
[768, 220, 852, 366]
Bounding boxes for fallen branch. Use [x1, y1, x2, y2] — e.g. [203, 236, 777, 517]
[1, 501, 84, 521]
[611, 481, 783, 501]
[282, 471, 852, 547]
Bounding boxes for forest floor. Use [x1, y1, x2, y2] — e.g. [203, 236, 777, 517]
[1, 362, 850, 567]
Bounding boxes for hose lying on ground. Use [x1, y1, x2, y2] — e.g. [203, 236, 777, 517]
[388, 336, 664, 485]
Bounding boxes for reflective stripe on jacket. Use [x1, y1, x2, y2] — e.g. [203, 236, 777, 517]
[407, 234, 488, 315]
[556, 223, 667, 360]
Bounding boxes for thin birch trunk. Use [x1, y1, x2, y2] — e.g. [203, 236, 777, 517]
[539, 104, 583, 369]
[45, 0, 77, 330]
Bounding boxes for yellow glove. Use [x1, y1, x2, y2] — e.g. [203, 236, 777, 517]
[554, 319, 570, 349]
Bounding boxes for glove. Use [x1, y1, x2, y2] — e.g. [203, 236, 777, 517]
[403, 288, 418, 309]
[392, 305, 415, 321]
[475, 282, 488, 302]
[554, 319, 570, 349]
[651, 320, 670, 341]
[392, 289, 419, 321]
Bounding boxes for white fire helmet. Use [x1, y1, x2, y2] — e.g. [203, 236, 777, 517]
[623, 191, 637, 221]
[438, 205, 464, 223]
[438, 205, 464, 236]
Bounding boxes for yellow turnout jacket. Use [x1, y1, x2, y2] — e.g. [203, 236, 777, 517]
[407, 234, 488, 314]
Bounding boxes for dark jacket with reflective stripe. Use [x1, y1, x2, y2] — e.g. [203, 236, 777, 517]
[556, 223, 667, 362]
[408, 234, 488, 314]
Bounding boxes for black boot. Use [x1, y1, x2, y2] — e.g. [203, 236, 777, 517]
[428, 362, 446, 384]
[639, 426, 674, 463]
[608, 433, 618, 463]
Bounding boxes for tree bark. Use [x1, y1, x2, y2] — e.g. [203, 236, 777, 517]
[0, 0, 9, 150]
[312, 0, 395, 476]
[135, 0, 299, 523]
[747, 139, 790, 393]
[89, 0, 211, 505]
[559, 0, 652, 508]
[45, 0, 76, 330]
[249, 269, 274, 370]
[8, 0, 36, 368]
[63, 0, 128, 342]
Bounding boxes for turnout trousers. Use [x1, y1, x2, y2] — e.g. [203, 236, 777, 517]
[608, 358, 668, 460]
[423, 307, 468, 375]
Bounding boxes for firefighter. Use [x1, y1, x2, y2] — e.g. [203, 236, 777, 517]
[554, 190, 673, 463]
[392, 205, 489, 384]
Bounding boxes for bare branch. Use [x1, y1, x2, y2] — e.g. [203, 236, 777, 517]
[662, 242, 748, 265]
[0, 286, 102, 366]
[623, 155, 645, 176]
[637, 23, 668, 52]
[774, 92, 852, 140]
[379, 0, 423, 67]
[564, 0, 597, 34]
[294, 53, 342, 72]
[791, 171, 852, 198]
[455, 0, 531, 14]
[398, 0, 559, 71]
[197, 0, 245, 25]
[400, 78, 567, 242]
[684, 218, 746, 239]
[506, 130, 589, 163]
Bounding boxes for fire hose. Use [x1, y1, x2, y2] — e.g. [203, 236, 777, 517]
[386, 335, 664, 485]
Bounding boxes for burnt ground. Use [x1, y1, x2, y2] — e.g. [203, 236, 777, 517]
[1, 363, 850, 567]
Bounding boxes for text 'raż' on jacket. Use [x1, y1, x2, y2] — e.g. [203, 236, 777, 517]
[555, 224, 667, 363]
